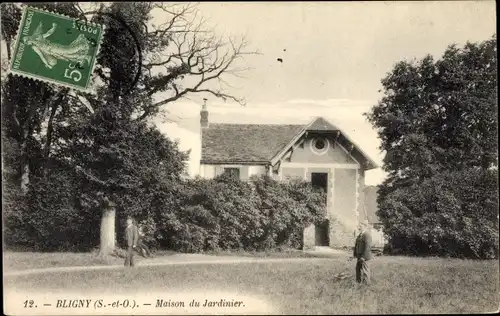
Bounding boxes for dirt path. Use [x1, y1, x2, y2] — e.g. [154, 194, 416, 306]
[3, 253, 335, 277]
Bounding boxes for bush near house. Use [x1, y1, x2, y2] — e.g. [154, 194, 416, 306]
[378, 168, 499, 259]
[4, 172, 326, 253]
[149, 174, 326, 253]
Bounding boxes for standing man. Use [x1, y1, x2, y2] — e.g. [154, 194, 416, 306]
[353, 219, 373, 285]
[124, 216, 139, 267]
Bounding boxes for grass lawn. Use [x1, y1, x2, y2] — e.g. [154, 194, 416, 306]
[3, 251, 122, 271]
[204, 248, 318, 258]
[2, 249, 316, 272]
[4, 254, 498, 314]
[2, 250, 179, 271]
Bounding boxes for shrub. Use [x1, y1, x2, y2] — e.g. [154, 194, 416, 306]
[151, 174, 326, 253]
[378, 168, 498, 259]
[4, 169, 327, 254]
[3, 167, 100, 252]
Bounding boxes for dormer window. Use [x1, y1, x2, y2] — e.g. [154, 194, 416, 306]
[311, 137, 329, 155]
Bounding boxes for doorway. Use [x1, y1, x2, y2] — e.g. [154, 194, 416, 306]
[311, 172, 329, 246]
[311, 172, 328, 194]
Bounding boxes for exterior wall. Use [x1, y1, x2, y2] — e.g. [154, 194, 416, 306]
[329, 168, 358, 247]
[281, 167, 305, 180]
[280, 162, 363, 249]
[289, 137, 358, 164]
[201, 164, 216, 178]
[248, 165, 267, 178]
[356, 169, 365, 228]
[200, 136, 367, 249]
[200, 164, 266, 180]
[371, 227, 388, 248]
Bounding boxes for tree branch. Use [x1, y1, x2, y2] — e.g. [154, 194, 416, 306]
[132, 5, 258, 121]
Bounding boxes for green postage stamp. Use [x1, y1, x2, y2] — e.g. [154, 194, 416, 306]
[9, 6, 105, 92]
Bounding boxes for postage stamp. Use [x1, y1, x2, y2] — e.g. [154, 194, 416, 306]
[8, 6, 104, 92]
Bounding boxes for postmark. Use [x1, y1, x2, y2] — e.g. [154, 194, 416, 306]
[8, 6, 105, 92]
[71, 11, 143, 96]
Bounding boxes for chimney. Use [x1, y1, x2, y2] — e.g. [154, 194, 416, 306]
[200, 98, 209, 128]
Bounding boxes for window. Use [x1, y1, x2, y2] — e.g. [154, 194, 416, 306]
[310, 137, 329, 155]
[223, 167, 240, 179]
[314, 139, 326, 150]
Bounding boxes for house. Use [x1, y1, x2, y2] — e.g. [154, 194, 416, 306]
[198, 102, 379, 249]
[361, 185, 388, 248]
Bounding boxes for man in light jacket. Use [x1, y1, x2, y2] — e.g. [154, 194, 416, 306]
[124, 216, 139, 267]
[353, 219, 373, 285]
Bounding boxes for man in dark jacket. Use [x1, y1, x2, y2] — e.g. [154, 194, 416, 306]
[353, 219, 373, 285]
[124, 216, 139, 267]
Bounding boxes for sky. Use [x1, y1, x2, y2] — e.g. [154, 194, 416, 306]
[1, 2, 495, 185]
[152, 1, 496, 185]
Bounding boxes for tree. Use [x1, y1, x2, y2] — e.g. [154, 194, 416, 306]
[1, 3, 78, 193]
[365, 36, 498, 258]
[1, 2, 255, 255]
[1, 2, 253, 188]
[56, 105, 189, 254]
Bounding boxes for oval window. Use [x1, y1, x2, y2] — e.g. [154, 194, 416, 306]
[311, 137, 329, 155]
[315, 139, 325, 150]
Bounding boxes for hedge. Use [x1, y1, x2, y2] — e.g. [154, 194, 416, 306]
[143, 173, 326, 252]
[4, 172, 326, 253]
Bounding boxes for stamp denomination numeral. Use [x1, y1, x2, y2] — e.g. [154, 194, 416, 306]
[64, 63, 83, 82]
[10, 6, 104, 91]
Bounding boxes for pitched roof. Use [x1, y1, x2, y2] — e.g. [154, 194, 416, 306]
[201, 124, 304, 164]
[307, 117, 339, 131]
[201, 117, 379, 170]
[270, 117, 378, 170]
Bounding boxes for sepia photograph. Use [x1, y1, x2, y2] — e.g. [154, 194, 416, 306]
[1, 1, 498, 315]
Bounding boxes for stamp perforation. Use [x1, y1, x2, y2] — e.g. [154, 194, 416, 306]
[7, 4, 107, 94]
[23, 5, 104, 28]
[8, 4, 29, 73]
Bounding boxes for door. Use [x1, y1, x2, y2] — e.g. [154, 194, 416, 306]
[311, 172, 329, 246]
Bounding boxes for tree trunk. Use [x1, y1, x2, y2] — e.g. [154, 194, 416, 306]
[20, 162, 29, 193]
[99, 206, 116, 256]
[19, 114, 35, 193]
[42, 98, 63, 173]
[20, 134, 30, 193]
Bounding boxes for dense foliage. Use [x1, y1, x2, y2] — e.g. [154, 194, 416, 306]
[4, 174, 326, 252]
[380, 168, 498, 258]
[366, 36, 498, 259]
[1, 3, 254, 253]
